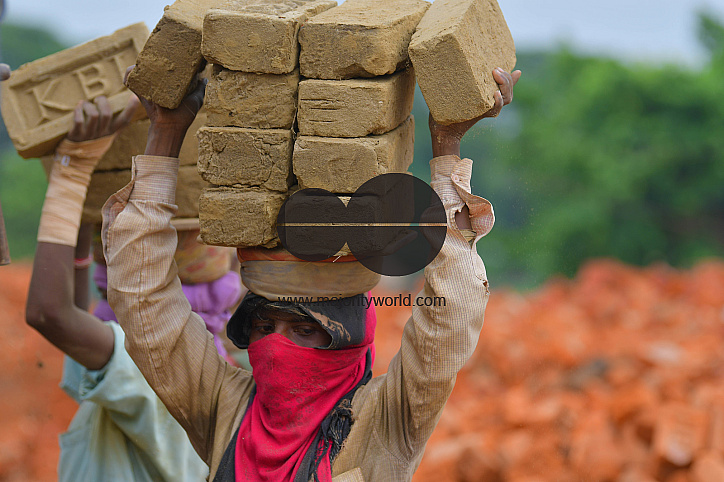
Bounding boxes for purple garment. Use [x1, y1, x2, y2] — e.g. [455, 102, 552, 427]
[93, 264, 242, 358]
[92, 265, 117, 322]
[93, 298, 118, 323]
[181, 271, 243, 358]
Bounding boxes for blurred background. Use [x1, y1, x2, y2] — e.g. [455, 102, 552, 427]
[1, 1, 724, 481]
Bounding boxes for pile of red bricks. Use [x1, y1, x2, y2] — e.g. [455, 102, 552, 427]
[3, 258, 722, 480]
[413, 259, 724, 481]
[373, 259, 724, 482]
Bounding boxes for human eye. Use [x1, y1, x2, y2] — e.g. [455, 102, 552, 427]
[294, 324, 319, 336]
[252, 320, 274, 334]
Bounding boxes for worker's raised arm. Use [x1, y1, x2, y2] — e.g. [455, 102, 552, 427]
[103, 72, 253, 463]
[348, 69, 521, 470]
[25, 95, 138, 370]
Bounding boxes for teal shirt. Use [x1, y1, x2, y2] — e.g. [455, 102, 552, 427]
[59, 323, 209, 481]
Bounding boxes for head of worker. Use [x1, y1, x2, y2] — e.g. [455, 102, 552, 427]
[225, 278, 377, 481]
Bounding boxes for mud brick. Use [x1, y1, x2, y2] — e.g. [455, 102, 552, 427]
[653, 403, 708, 467]
[80, 165, 207, 224]
[298, 68, 414, 137]
[205, 66, 299, 129]
[199, 187, 288, 247]
[94, 110, 208, 171]
[126, 0, 221, 109]
[197, 126, 294, 191]
[409, 0, 516, 125]
[299, 0, 429, 79]
[0, 23, 149, 159]
[293, 115, 414, 193]
[202, 0, 336, 73]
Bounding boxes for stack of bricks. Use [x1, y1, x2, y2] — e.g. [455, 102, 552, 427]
[196, 0, 338, 248]
[196, 0, 428, 250]
[124, 0, 516, 250]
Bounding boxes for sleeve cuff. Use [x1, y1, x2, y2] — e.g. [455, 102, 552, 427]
[128, 155, 179, 204]
[429, 155, 495, 241]
[430, 155, 472, 192]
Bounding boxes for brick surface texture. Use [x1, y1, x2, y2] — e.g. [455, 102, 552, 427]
[297, 68, 415, 137]
[202, 0, 336, 73]
[199, 187, 289, 247]
[205, 66, 299, 129]
[197, 126, 294, 192]
[408, 0, 516, 125]
[126, 0, 221, 109]
[299, 0, 429, 79]
[293, 116, 414, 193]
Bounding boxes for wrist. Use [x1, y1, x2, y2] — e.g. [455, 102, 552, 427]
[431, 137, 461, 158]
[145, 124, 187, 158]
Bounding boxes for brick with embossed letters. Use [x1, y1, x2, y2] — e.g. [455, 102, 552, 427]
[0, 23, 148, 159]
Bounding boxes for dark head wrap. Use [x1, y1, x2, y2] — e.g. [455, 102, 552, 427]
[227, 291, 370, 350]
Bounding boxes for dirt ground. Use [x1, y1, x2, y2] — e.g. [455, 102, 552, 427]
[1, 259, 723, 481]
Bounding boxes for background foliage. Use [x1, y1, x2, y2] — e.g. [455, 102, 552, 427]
[1, 17, 723, 286]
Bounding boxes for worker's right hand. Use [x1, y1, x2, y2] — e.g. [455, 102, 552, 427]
[124, 65, 206, 157]
[66, 94, 140, 142]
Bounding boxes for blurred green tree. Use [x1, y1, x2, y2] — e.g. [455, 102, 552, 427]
[0, 151, 47, 259]
[0, 23, 68, 151]
[0, 22, 66, 69]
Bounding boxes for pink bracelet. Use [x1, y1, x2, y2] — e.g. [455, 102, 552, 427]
[74, 255, 93, 269]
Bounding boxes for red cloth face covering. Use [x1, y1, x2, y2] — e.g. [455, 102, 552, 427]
[234, 301, 377, 482]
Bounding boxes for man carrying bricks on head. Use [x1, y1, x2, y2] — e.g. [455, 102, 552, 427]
[102, 63, 520, 481]
[23, 92, 242, 481]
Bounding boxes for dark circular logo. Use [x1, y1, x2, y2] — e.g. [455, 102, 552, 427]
[277, 173, 447, 276]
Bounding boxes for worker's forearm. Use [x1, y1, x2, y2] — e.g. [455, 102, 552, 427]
[74, 224, 94, 310]
[28, 242, 75, 319]
[26, 240, 114, 370]
[145, 126, 186, 158]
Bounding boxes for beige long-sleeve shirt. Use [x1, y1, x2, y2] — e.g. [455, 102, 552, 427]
[102, 154, 494, 481]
